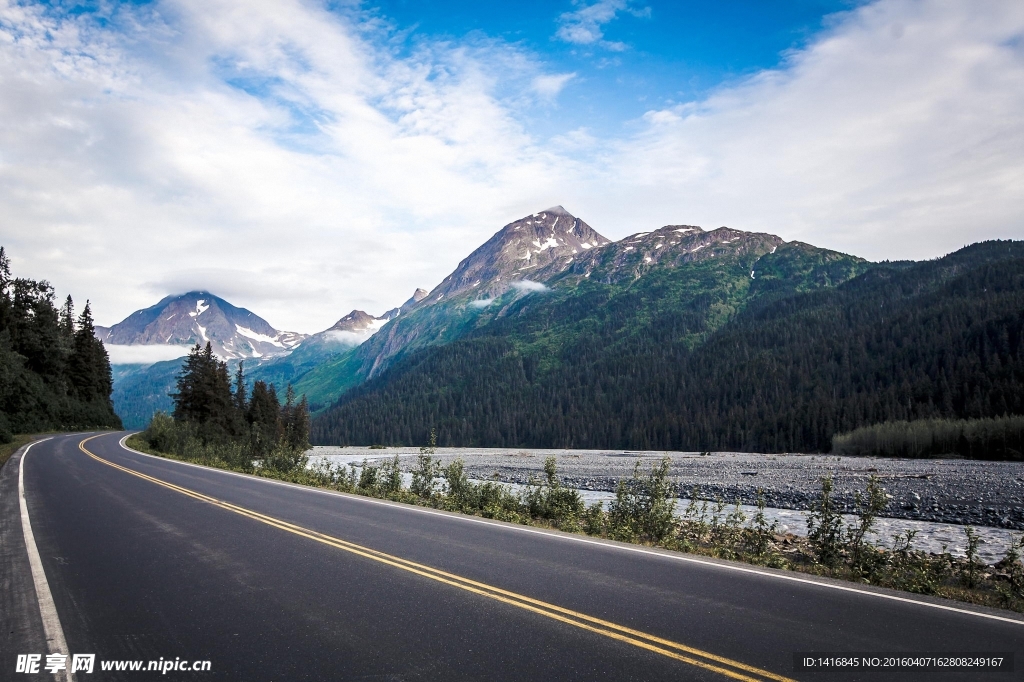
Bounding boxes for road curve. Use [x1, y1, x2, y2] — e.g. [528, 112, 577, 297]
[4, 432, 1023, 681]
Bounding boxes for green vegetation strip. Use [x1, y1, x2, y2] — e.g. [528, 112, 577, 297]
[130, 428, 1024, 615]
[833, 416, 1024, 460]
[0, 434, 36, 469]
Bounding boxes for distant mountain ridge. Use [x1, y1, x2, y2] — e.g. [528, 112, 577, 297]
[283, 207, 837, 409]
[329, 310, 385, 333]
[97, 291, 305, 360]
[106, 206, 880, 431]
[327, 287, 429, 337]
[545, 224, 783, 285]
[311, 239, 1024, 452]
[105, 288, 429, 428]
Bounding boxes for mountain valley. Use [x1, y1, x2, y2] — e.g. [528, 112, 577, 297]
[102, 208, 1024, 451]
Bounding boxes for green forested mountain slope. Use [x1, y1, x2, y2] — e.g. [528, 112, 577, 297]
[292, 215, 859, 412]
[0, 248, 121, 438]
[111, 360, 181, 429]
[311, 241, 1024, 452]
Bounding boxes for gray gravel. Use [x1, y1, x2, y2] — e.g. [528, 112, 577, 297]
[309, 446, 1024, 531]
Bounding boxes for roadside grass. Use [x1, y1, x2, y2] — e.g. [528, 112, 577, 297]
[126, 433, 1024, 615]
[0, 434, 36, 468]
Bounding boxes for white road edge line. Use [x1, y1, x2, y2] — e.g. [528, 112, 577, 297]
[19, 437, 76, 682]
[114, 434, 1024, 627]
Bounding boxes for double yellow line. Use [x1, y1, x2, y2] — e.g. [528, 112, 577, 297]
[80, 436, 795, 682]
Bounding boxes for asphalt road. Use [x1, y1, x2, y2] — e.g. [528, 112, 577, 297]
[3, 432, 1023, 681]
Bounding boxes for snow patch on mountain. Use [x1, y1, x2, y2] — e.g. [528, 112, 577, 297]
[236, 325, 286, 348]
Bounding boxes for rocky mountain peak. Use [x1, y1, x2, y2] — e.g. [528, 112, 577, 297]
[375, 289, 428, 322]
[328, 310, 380, 333]
[418, 207, 610, 305]
[536, 224, 787, 285]
[96, 291, 306, 361]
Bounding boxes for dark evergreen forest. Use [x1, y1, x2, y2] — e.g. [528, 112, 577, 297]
[312, 241, 1024, 454]
[137, 343, 311, 473]
[169, 344, 309, 453]
[0, 247, 121, 440]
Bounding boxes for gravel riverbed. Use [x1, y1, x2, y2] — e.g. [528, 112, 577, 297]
[310, 446, 1024, 530]
[308, 446, 1024, 562]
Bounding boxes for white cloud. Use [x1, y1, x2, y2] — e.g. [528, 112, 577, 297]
[532, 72, 576, 99]
[322, 330, 370, 346]
[578, 0, 1024, 261]
[1, 0, 1022, 336]
[511, 279, 549, 293]
[468, 298, 494, 308]
[104, 344, 191, 365]
[555, 0, 647, 50]
[0, 0, 574, 331]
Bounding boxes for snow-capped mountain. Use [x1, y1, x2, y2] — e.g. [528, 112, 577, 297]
[106, 204, 869, 426]
[340, 207, 814, 384]
[329, 309, 389, 333]
[316, 287, 429, 344]
[320, 309, 394, 346]
[415, 206, 610, 307]
[96, 291, 307, 361]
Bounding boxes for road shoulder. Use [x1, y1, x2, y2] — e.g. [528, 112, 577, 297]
[0, 439, 48, 665]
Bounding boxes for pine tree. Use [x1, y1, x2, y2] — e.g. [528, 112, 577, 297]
[171, 342, 234, 441]
[58, 295, 75, 354]
[68, 301, 113, 403]
[246, 380, 282, 454]
[233, 360, 247, 413]
[282, 385, 310, 450]
[0, 247, 10, 327]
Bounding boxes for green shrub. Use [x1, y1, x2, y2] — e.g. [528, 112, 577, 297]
[411, 452, 440, 499]
[609, 457, 677, 544]
[745, 489, 779, 561]
[524, 457, 585, 526]
[807, 476, 845, 568]
[961, 526, 982, 588]
[442, 459, 473, 511]
[882, 530, 949, 595]
[996, 535, 1024, 604]
[358, 459, 379, 491]
[582, 502, 606, 536]
[847, 475, 889, 577]
[378, 455, 403, 496]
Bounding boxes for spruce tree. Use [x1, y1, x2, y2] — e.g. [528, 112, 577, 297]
[288, 395, 311, 451]
[233, 360, 247, 413]
[171, 342, 234, 441]
[246, 380, 282, 454]
[58, 295, 75, 354]
[0, 247, 10, 328]
[68, 302, 113, 403]
[280, 384, 310, 451]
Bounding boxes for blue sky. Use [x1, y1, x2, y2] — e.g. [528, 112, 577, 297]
[370, 0, 859, 131]
[1, 0, 1022, 339]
